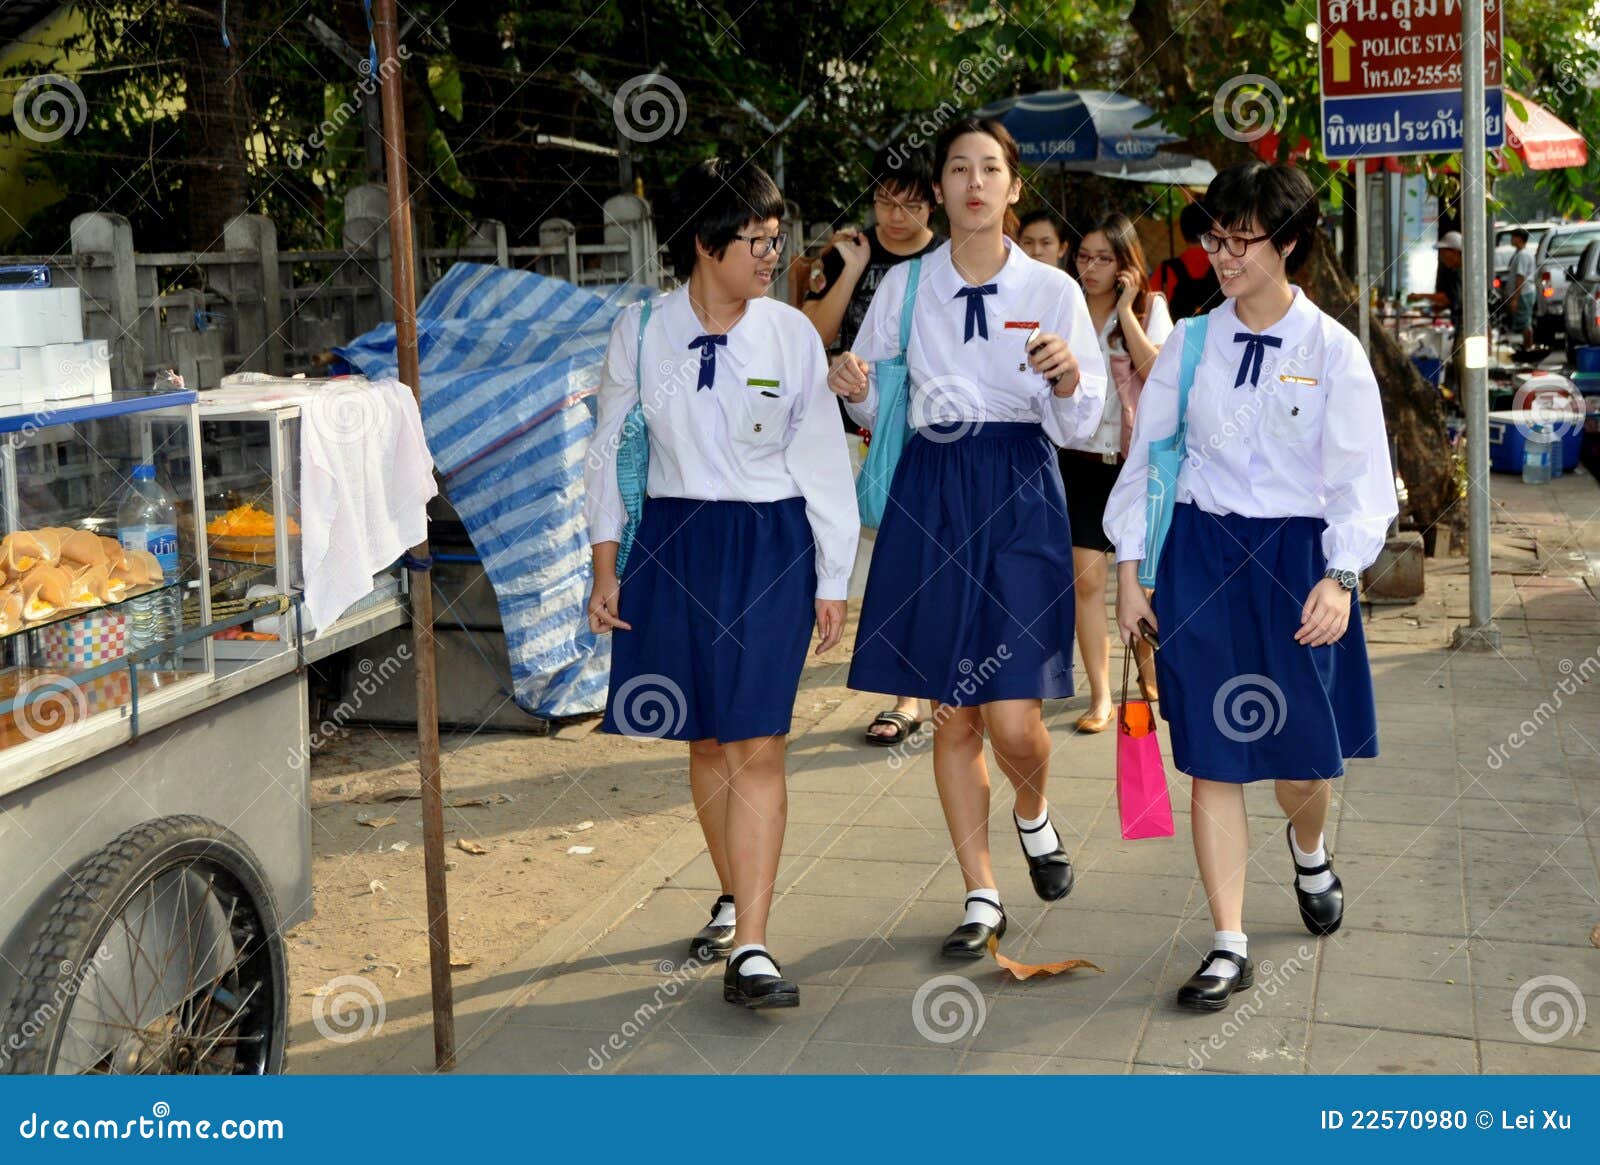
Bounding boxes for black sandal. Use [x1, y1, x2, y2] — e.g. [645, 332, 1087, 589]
[722, 948, 799, 1009]
[864, 709, 922, 746]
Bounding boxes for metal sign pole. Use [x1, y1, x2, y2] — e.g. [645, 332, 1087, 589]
[1355, 162, 1370, 355]
[1452, 0, 1501, 650]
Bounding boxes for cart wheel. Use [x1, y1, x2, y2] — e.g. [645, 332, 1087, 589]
[0, 816, 287, 1074]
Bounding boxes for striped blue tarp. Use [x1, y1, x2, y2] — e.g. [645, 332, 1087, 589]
[334, 262, 651, 718]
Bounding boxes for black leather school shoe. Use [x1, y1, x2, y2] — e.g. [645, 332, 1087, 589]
[1287, 823, 1345, 936]
[1015, 816, 1076, 901]
[1175, 950, 1255, 1012]
[722, 948, 799, 1009]
[688, 893, 736, 959]
[940, 895, 1007, 959]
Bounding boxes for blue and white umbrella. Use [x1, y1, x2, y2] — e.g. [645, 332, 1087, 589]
[976, 89, 1189, 172]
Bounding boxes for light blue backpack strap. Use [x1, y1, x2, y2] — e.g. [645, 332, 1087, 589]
[897, 256, 921, 354]
[1173, 313, 1208, 452]
[635, 297, 652, 396]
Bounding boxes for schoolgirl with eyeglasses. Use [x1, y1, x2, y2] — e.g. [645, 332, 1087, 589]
[1104, 162, 1397, 1012]
[584, 158, 858, 1009]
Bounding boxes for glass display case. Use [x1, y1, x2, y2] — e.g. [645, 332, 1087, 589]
[192, 382, 405, 676]
[0, 390, 216, 752]
[0, 380, 411, 765]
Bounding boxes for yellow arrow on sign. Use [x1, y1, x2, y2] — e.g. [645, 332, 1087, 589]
[1329, 30, 1355, 83]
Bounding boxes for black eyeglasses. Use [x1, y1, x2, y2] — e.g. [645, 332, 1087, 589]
[1200, 231, 1272, 257]
[732, 232, 788, 258]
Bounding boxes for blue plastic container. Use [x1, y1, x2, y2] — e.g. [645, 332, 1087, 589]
[1411, 354, 1445, 386]
[1488, 409, 1585, 474]
[1576, 345, 1600, 374]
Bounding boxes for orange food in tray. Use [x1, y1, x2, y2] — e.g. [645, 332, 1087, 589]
[207, 503, 300, 538]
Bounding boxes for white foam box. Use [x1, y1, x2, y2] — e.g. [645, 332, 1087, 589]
[0, 287, 83, 347]
[0, 366, 25, 409]
[0, 339, 109, 404]
[42, 339, 112, 400]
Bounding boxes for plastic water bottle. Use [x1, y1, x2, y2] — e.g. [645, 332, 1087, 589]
[1550, 429, 1565, 478]
[1521, 424, 1553, 485]
[117, 464, 182, 669]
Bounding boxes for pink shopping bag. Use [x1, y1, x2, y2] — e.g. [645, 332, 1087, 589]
[1116, 647, 1174, 840]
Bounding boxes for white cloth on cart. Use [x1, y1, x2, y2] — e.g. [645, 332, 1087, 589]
[300, 377, 436, 630]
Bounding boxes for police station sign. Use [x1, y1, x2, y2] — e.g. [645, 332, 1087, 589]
[1318, 0, 1505, 158]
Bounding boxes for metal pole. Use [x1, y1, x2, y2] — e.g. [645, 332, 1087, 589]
[374, 0, 457, 1068]
[1452, 0, 1500, 650]
[1355, 162, 1370, 354]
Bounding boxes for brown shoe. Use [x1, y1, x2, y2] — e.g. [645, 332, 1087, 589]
[1075, 709, 1114, 734]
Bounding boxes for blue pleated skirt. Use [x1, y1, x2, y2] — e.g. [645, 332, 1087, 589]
[601, 496, 815, 744]
[850, 422, 1076, 704]
[1152, 502, 1379, 782]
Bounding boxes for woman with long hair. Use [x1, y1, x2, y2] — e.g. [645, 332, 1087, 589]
[829, 118, 1107, 957]
[1060, 213, 1171, 732]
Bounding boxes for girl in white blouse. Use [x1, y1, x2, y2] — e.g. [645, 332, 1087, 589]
[1059, 212, 1172, 733]
[828, 118, 1108, 958]
[1105, 161, 1397, 1012]
[585, 159, 858, 1010]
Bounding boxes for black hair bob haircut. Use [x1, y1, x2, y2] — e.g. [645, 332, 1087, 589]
[871, 144, 935, 205]
[1018, 208, 1067, 239]
[1202, 161, 1320, 276]
[1177, 201, 1211, 244]
[665, 157, 786, 281]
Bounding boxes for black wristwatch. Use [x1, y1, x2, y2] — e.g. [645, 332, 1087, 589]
[1324, 568, 1358, 592]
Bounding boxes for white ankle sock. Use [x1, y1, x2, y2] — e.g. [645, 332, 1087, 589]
[1203, 930, 1248, 980]
[1015, 806, 1062, 858]
[962, 889, 1003, 928]
[711, 895, 736, 927]
[728, 944, 778, 978]
[1291, 827, 1336, 894]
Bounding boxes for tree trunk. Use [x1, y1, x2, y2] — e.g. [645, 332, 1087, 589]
[180, 0, 250, 249]
[1296, 232, 1455, 549]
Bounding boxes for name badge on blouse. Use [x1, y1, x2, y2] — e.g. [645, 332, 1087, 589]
[746, 377, 781, 398]
[1278, 374, 1319, 386]
[1005, 321, 1041, 371]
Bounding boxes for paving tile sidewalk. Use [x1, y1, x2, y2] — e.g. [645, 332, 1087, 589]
[425, 471, 1600, 1075]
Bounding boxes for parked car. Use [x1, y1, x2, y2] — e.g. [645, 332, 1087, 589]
[1562, 238, 1600, 364]
[1533, 223, 1600, 344]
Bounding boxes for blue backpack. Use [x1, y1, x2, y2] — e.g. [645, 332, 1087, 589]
[615, 298, 653, 577]
[1138, 314, 1209, 588]
[855, 257, 922, 529]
